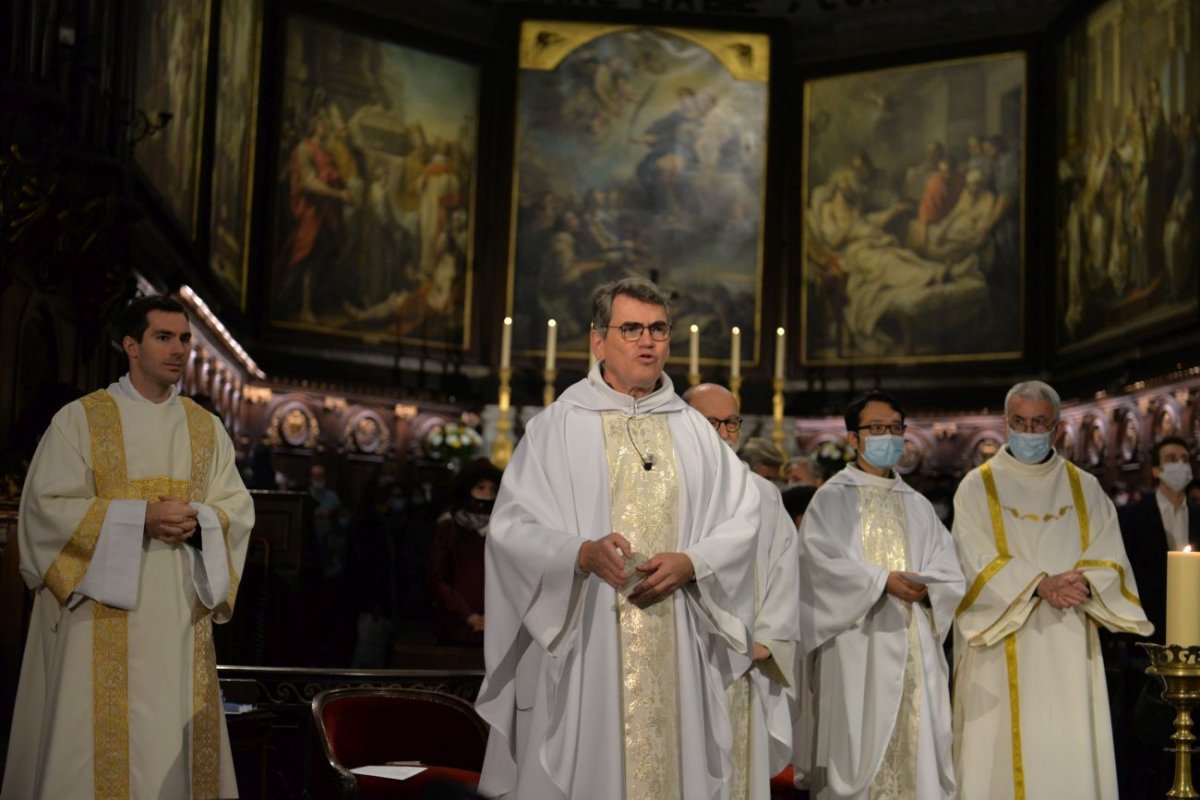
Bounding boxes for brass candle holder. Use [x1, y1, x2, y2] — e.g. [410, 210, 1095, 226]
[543, 368, 557, 408]
[1139, 643, 1200, 799]
[771, 376, 786, 451]
[491, 367, 513, 468]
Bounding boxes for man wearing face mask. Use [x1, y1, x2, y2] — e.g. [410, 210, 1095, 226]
[428, 458, 502, 645]
[796, 391, 964, 799]
[951, 380, 1151, 800]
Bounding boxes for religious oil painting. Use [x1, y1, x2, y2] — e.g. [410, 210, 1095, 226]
[507, 20, 770, 364]
[802, 52, 1026, 366]
[133, 0, 212, 239]
[1055, 0, 1200, 355]
[210, 0, 262, 309]
[269, 15, 480, 349]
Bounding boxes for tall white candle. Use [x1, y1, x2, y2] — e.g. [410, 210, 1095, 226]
[545, 319, 557, 371]
[1167, 547, 1200, 647]
[500, 316, 512, 370]
[730, 326, 740, 379]
[689, 324, 700, 375]
[775, 327, 786, 380]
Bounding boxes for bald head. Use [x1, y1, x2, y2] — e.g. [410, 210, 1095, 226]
[684, 383, 741, 447]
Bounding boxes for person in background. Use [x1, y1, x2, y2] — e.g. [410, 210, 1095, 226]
[740, 437, 785, 485]
[428, 459, 501, 644]
[784, 455, 825, 488]
[348, 483, 398, 666]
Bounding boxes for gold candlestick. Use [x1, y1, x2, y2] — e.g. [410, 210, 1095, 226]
[771, 376, 786, 451]
[1140, 643, 1200, 798]
[543, 368, 558, 408]
[491, 367, 514, 468]
[729, 374, 742, 407]
[688, 371, 700, 388]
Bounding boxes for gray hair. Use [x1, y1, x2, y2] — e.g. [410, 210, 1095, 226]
[784, 455, 824, 479]
[590, 277, 671, 331]
[738, 437, 783, 471]
[1005, 380, 1061, 420]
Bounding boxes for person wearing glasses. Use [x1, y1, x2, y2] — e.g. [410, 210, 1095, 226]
[684, 383, 801, 800]
[951, 380, 1149, 800]
[796, 390, 964, 800]
[477, 278, 760, 799]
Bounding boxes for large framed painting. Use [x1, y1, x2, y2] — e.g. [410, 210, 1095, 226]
[1055, 0, 1199, 355]
[209, 0, 263, 310]
[506, 20, 771, 365]
[269, 14, 481, 349]
[133, 0, 213, 239]
[802, 52, 1027, 366]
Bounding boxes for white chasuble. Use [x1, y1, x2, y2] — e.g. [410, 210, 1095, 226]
[798, 467, 962, 800]
[3, 380, 254, 800]
[952, 448, 1150, 800]
[602, 411, 682, 799]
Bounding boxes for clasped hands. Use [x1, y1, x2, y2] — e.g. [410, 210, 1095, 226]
[1036, 570, 1090, 609]
[885, 572, 928, 603]
[578, 532, 694, 608]
[145, 495, 198, 545]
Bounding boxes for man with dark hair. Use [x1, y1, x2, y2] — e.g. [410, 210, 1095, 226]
[797, 390, 964, 799]
[477, 277, 759, 799]
[952, 380, 1149, 800]
[2, 294, 254, 799]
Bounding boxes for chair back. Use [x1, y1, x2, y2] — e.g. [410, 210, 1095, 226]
[312, 687, 488, 777]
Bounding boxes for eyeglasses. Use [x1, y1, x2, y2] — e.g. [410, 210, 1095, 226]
[1008, 415, 1055, 434]
[603, 321, 672, 342]
[706, 415, 743, 433]
[856, 423, 906, 436]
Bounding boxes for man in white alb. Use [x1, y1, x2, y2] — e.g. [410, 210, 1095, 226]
[685, 383, 800, 800]
[2, 295, 254, 799]
[476, 278, 760, 799]
[797, 390, 964, 800]
[952, 380, 1151, 800]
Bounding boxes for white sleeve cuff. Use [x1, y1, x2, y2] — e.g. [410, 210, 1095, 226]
[72, 499, 147, 610]
[187, 503, 231, 610]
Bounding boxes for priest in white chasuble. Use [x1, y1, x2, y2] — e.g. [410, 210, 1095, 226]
[952, 380, 1150, 800]
[684, 383, 801, 800]
[477, 279, 760, 800]
[2, 296, 254, 800]
[797, 391, 964, 800]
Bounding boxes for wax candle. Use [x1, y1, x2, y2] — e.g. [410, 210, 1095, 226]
[500, 316, 512, 370]
[545, 319, 557, 371]
[775, 327, 786, 380]
[730, 326, 741, 379]
[689, 324, 700, 375]
[1166, 546, 1200, 647]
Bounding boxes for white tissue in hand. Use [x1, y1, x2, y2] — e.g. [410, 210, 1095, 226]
[619, 551, 650, 595]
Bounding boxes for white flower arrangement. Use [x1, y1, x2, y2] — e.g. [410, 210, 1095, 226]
[424, 421, 483, 465]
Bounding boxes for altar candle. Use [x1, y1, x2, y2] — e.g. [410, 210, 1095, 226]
[689, 324, 700, 375]
[500, 317, 512, 370]
[1166, 546, 1200, 647]
[730, 327, 741, 379]
[545, 319, 557, 371]
[775, 327, 786, 380]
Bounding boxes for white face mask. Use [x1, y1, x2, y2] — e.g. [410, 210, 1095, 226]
[1160, 461, 1194, 493]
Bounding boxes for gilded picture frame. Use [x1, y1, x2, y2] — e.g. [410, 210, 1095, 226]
[505, 19, 771, 366]
[133, 0, 213, 240]
[209, 0, 263, 310]
[1054, 0, 1199, 356]
[267, 13, 481, 350]
[801, 51, 1027, 366]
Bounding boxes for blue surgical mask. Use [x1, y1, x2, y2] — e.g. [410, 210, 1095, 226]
[861, 434, 905, 470]
[1008, 430, 1052, 464]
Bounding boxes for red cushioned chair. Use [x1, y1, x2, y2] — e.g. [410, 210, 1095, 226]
[312, 687, 488, 799]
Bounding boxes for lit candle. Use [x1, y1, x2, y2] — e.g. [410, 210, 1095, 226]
[689, 324, 700, 375]
[730, 326, 741, 379]
[588, 326, 597, 371]
[545, 319, 557, 371]
[500, 316, 512, 370]
[1166, 546, 1200, 647]
[775, 327, 786, 380]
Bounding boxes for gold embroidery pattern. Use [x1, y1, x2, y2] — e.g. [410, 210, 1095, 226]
[859, 486, 909, 573]
[215, 506, 240, 612]
[81, 391, 129, 498]
[602, 411, 682, 800]
[44, 498, 111, 604]
[726, 676, 751, 800]
[1003, 505, 1072, 523]
[128, 477, 191, 501]
[192, 607, 221, 799]
[1004, 635, 1025, 800]
[181, 398, 215, 502]
[93, 602, 130, 800]
[1076, 559, 1142, 606]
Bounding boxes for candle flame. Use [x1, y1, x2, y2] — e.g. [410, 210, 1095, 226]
[690, 324, 699, 333]
[1187, 545, 1194, 553]
[504, 316, 512, 326]
[776, 327, 785, 336]
[548, 319, 557, 328]
[732, 326, 740, 335]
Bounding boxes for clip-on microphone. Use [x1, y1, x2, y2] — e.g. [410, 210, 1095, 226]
[627, 395, 655, 471]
